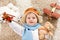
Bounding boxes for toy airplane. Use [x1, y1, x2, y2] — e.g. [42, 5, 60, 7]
[43, 3, 60, 19]
[43, 8, 60, 19]
[2, 12, 15, 22]
[50, 3, 60, 10]
[0, 3, 21, 23]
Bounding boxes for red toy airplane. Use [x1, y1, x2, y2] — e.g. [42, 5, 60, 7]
[2, 12, 15, 22]
[43, 3, 60, 19]
[50, 3, 60, 10]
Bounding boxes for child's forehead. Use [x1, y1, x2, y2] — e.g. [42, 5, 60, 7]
[26, 13, 37, 18]
[26, 12, 36, 16]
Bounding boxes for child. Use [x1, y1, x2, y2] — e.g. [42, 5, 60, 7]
[6, 7, 54, 40]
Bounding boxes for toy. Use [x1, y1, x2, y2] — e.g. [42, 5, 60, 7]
[2, 12, 15, 22]
[43, 3, 60, 19]
[38, 22, 55, 40]
[50, 3, 60, 10]
[39, 26, 48, 40]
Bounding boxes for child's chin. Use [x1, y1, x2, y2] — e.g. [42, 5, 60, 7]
[29, 23, 35, 26]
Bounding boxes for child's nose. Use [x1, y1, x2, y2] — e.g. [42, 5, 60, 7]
[30, 18, 33, 21]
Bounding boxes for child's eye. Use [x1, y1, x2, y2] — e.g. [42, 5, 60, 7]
[33, 17, 35, 19]
[28, 17, 30, 19]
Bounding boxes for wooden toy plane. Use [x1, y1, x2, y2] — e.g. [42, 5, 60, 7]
[50, 3, 60, 10]
[2, 12, 15, 22]
[43, 3, 60, 19]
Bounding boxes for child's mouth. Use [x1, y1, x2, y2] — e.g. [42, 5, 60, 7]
[30, 22, 33, 23]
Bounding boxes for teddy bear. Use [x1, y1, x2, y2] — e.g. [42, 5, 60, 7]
[38, 22, 55, 40]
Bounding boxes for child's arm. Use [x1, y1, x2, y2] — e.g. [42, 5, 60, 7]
[8, 21, 24, 36]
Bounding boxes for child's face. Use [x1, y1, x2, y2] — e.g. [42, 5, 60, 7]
[26, 13, 37, 26]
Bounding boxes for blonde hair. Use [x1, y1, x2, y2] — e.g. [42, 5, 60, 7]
[20, 7, 43, 25]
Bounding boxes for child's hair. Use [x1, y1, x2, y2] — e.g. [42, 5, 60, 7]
[20, 7, 43, 25]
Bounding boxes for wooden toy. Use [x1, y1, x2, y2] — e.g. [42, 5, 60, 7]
[2, 12, 15, 22]
[43, 3, 60, 19]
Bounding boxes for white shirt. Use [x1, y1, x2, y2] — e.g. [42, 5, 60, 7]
[8, 21, 39, 40]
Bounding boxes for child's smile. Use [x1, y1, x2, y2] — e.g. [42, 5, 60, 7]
[30, 21, 34, 23]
